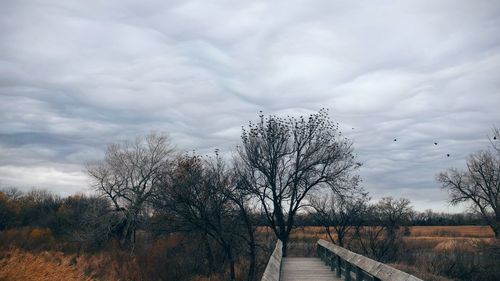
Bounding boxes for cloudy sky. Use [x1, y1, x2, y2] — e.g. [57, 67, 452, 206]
[1, 0, 499, 211]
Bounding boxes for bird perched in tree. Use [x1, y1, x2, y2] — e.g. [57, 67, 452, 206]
[447, 154, 450, 157]
[494, 136, 497, 140]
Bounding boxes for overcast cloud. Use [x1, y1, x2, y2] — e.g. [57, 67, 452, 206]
[1, 0, 499, 211]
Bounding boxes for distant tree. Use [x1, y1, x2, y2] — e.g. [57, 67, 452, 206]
[18, 189, 61, 228]
[57, 195, 115, 249]
[0, 188, 62, 230]
[376, 197, 413, 238]
[355, 197, 413, 262]
[238, 109, 359, 256]
[437, 145, 500, 239]
[1, 187, 23, 200]
[0, 191, 14, 230]
[309, 180, 368, 247]
[87, 132, 174, 249]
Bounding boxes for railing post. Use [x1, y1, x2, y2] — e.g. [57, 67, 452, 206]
[323, 247, 329, 264]
[316, 239, 423, 281]
[345, 262, 351, 281]
[329, 253, 336, 271]
[336, 256, 341, 278]
[355, 266, 364, 281]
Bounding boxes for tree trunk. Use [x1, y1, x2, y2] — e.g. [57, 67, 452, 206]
[247, 240, 256, 281]
[338, 234, 344, 247]
[227, 249, 236, 281]
[281, 214, 295, 257]
[121, 217, 133, 247]
[492, 220, 500, 239]
[243, 219, 256, 281]
[324, 226, 335, 244]
[121, 209, 138, 250]
[203, 233, 214, 275]
[281, 236, 289, 257]
[492, 226, 499, 239]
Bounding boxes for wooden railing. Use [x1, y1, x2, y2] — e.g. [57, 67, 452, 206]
[260, 240, 283, 281]
[317, 239, 423, 281]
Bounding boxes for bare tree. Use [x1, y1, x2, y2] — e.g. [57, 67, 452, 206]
[437, 148, 500, 239]
[238, 109, 359, 256]
[87, 132, 173, 249]
[1, 186, 23, 200]
[309, 180, 368, 247]
[355, 197, 413, 262]
[375, 197, 413, 239]
[59, 195, 115, 249]
[155, 153, 254, 281]
[230, 160, 259, 281]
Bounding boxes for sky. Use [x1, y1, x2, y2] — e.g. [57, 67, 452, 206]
[1, 0, 500, 212]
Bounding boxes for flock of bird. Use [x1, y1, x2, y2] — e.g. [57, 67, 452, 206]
[348, 126, 498, 159]
[349, 127, 496, 158]
[391, 138, 450, 157]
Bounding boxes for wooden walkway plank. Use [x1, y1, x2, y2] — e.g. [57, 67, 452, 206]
[281, 257, 342, 281]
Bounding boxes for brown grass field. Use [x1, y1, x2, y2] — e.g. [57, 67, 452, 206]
[0, 249, 93, 281]
[0, 226, 496, 281]
[285, 225, 498, 281]
[408, 225, 494, 237]
[289, 225, 494, 239]
[286, 225, 496, 255]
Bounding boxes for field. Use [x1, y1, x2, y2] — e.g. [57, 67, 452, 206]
[408, 225, 494, 237]
[289, 225, 494, 239]
[286, 225, 498, 281]
[287, 225, 496, 254]
[0, 231, 260, 281]
[0, 226, 497, 281]
[288, 225, 494, 245]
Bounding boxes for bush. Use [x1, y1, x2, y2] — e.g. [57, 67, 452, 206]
[396, 238, 500, 281]
[0, 227, 55, 251]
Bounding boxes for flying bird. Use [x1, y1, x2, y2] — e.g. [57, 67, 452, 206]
[394, 138, 397, 142]
[434, 142, 438, 145]
[447, 154, 450, 157]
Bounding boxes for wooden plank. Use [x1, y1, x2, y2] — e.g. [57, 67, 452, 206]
[281, 257, 342, 281]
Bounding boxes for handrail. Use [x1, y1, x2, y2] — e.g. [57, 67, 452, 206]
[260, 240, 283, 281]
[317, 239, 422, 281]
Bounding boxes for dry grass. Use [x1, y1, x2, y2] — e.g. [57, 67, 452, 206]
[390, 263, 453, 281]
[286, 225, 496, 255]
[289, 227, 331, 241]
[286, 225, 498, 280]
[0, 233, 261, 281]
[409, 226, 494, 238]
[0, 249, 94, 281]
[286, 225, 495, 243]
[190, 262, 248, 281]
[0, 226, 495, 281]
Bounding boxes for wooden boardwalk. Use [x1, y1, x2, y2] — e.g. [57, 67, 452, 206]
[261, 240, 422, 281]
[281, 257, 341, 281]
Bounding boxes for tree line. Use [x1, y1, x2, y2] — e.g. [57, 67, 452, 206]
[1, 110, 499, 281]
